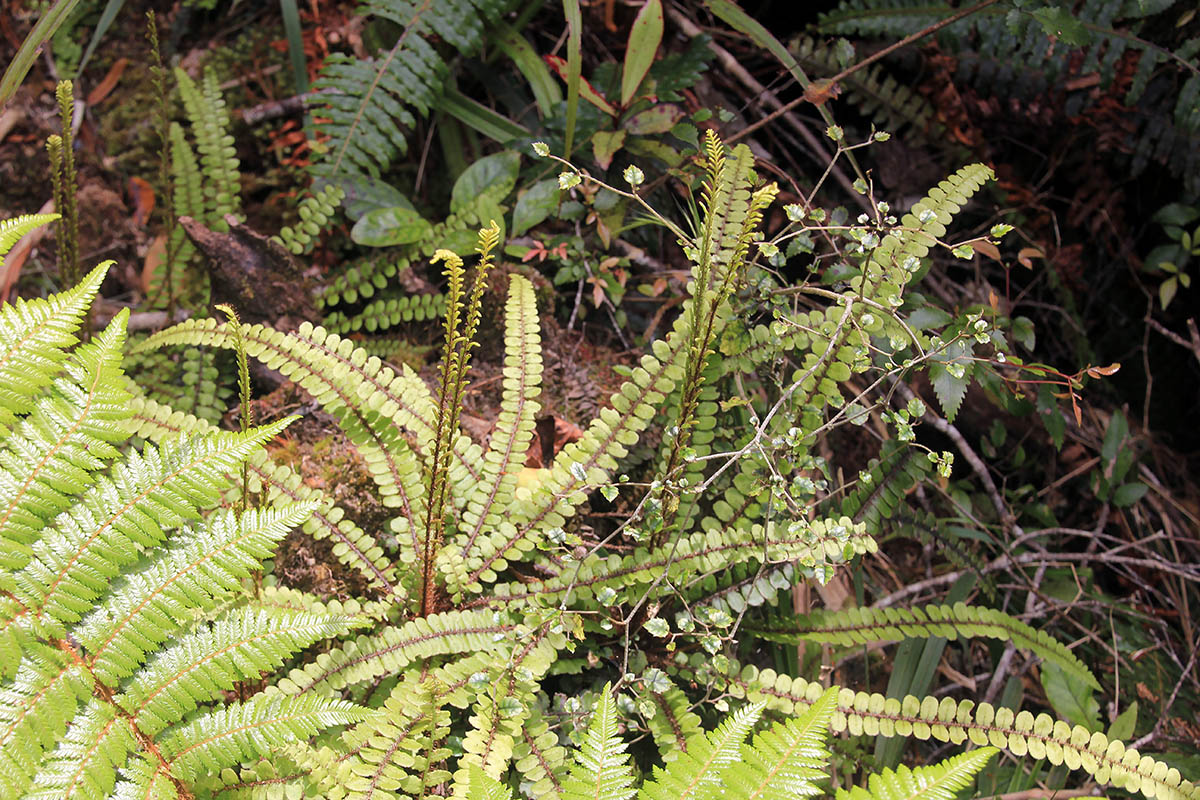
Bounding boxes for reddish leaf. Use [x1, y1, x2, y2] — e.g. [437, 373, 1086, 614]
[1086, 362, 1121, 379]
[141, 234, 167, 294]
[128, 176, 155, 227]
[803, 79, 841, 106]
[544, 54, 618, 116]
[85, 58, 128, 106]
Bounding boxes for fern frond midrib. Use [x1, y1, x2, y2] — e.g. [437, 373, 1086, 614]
[324, 0, 433, 177]
[459, 279, 540, 556]
[465, 340, 688, 585]
[292, 621, 516, 694]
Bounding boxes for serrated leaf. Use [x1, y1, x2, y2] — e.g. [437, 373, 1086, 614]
[929, 360, 971, 423]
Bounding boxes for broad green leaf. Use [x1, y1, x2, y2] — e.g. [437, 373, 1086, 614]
[1041, 662, 1100, 730]
[513, 178, 561, 236]
[621, 0, 664, 107]
[332, 176, 413, 221]
[451, 151, 522, 214]
[1112, 482, 1149, 507]
[351, 206, 433, 247]
[1108, 701, 1138, 742]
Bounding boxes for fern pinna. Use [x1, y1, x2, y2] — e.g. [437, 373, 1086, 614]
[130, 137, 1195, 800]
[0, 245, 367, 799]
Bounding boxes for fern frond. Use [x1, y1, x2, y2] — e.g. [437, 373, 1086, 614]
[324, 291, 447, 334]
[677, 656, 1200, 800]
[0, 214, 59, 265]
[279, 609, 514, 695]
[310, 0, 511, 180]
[638, 700, 763, 800]
[125, 396, 406, 603]
[466, 763, 514, 800]
[446, 275, 542, 598]
[175, 66, 240, 221]
[750, 602, 1099, 691]
[119, 605, 364, 737]
[159, 692, 368, 782]
[77, 504, 323, 685]
[513, 705, 569, 800]
[0, 309, 130, 575]
[9, 419, 292, 635]
[0, 262, 107, 430]
[836, 747, 997, 800]
[716, 686, 836, 800]
[641, 683, 703, 763]
[273, 184, 345, 256]
[560, 685, 636, 800]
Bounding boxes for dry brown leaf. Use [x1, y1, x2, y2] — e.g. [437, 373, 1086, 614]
[974, 240, 1002, 261]
[803, 79, 841, 106]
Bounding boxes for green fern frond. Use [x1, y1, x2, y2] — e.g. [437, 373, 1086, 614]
[0, 262, 107, 431]
[560, 685, 637, 800]
[310, 0, 511, 180]
[467, 762, 514, 800]
[512, 705, 569, 800]
[638, 700, 763, 800]
[717, 686, 836, 800]
[175, 66, 240, 222]
[836, 747, 997, 800]
[324, 291, 447, 334]
[273, 185, 345, 256]
[279, 609, 515, 695]
[0, 308, 130, 573]
[125, 396, 406, 603]
[446, 274, 542, 598]
[749, 602, 1099, 691]
[641, 683, 704, 763]
[0, 214, 59, 266]
[677, 655, 1200, 800]
[159, 692, 369, 783]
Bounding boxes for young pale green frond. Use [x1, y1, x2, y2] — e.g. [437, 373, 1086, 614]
[466, 763, 514, 800]
[709, 686, 836, 800]
[560, 685, 637, 800]
[750, 602, 1099, 690]
[837, 748, 998, 800]
[9, 419, 292, 635]
[0, 214, 59, 261]
[0, 647, 90, 796]
[76, 503, 321, 685]
[0, 309, 131, 576]
[158, 692, 369, 782]
[638, 701, 764, 800]
[0, 262, 107, 430]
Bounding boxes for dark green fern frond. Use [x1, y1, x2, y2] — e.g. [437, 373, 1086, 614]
[749, 601, 1099, 690]
[309, 0, 512, 181]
